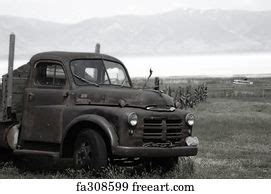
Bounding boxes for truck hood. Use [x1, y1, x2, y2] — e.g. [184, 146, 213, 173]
[74, 86, 174, 110]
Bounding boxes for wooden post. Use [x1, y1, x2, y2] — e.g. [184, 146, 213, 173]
[168, 85, 172, 96]
[154, 77, 160, 90]
[7, 33, 15, 109]
[95, 43, 100, 54]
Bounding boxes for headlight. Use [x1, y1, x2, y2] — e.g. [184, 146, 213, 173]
[128, 112, 138, 126]
[185, 113, 195, 126]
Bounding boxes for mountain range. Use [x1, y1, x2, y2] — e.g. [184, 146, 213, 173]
[1, 9, 271, 59]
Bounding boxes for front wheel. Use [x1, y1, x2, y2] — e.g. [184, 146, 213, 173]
[0, 148, 13, 162]
[73, 129, 108, 169]
[144, 157, 179, 171]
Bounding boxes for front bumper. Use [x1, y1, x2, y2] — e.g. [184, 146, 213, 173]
[112, 145, 198, 158]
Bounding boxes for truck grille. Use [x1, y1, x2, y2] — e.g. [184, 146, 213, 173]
[143, 118, 184, 143]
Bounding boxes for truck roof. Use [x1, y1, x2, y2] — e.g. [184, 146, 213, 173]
[30, 51, 123, 64]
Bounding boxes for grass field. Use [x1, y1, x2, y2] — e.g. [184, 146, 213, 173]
[0, 97, 270, 178]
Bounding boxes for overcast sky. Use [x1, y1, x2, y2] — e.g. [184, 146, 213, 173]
[0, 0, 271, 23]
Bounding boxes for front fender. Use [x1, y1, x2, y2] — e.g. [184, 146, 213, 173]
[63, 114, 119, 147]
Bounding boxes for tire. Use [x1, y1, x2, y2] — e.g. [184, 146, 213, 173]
[0, 148, 13, 162]
[145, 157, 179, 171]
[73, 129, 108, 169]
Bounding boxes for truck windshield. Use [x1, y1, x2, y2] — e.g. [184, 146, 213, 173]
[70, 59, 131, 87]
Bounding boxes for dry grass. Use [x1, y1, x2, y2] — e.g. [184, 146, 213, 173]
[0, 98, 270, 178]
[191, 98, 271, 178]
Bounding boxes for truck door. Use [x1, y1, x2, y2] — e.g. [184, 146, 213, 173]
[21, 60, 68, 147]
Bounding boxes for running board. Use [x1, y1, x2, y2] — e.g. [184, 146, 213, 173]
[13, 149, 60, 158]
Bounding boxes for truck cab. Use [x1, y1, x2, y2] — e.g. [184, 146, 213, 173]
[0, 51, 198, 169]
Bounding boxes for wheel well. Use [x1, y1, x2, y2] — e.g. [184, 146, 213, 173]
[62, 121, 111, 158]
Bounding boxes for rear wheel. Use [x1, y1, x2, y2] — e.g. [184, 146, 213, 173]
[73, 129, 108, 169]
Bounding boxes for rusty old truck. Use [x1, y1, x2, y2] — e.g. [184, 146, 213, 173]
[0, 34, 198, 169]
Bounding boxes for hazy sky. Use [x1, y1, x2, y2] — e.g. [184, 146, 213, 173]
[0, 0, 271, 23]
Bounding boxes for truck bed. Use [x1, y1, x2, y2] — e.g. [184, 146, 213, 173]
[0, 63, 30, 122]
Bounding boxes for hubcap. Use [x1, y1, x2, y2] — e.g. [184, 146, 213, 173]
[76, 142, 92, 167]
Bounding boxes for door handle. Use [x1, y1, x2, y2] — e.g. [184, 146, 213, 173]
[28, 93, 34, 101]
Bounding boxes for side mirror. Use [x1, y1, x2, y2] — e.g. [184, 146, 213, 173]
[149, 68, 153, 78]
[143, 68, 153, 89]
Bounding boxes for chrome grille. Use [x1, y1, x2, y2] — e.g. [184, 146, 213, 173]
[143, 118, 183, 143]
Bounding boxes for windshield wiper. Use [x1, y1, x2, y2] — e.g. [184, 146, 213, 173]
[73, 74, 99, 87]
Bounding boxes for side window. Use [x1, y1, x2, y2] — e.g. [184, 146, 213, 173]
[35, 62, 66, 87]
[55, 65, 66, 86]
